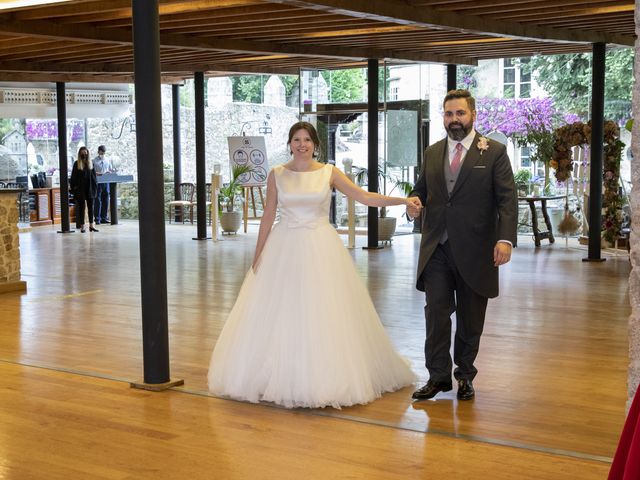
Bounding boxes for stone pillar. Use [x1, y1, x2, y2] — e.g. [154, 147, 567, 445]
[0, 190, 26, 294]
[628, 2, 640, 407]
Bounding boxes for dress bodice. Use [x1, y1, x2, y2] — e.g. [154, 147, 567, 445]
[273, 164, 332, 228]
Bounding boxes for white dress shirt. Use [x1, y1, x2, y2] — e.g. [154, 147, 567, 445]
[446, 129, 476, 167]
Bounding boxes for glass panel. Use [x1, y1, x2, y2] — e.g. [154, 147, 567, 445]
[520, 147, 531, 167]
[520, 83, 531, 98]
[503, 69, 515, 83]
[503, 85, 515, 98]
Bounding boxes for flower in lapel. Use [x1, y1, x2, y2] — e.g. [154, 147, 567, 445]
[477, 137, 489, 155]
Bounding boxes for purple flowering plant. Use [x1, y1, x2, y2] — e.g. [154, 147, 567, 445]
[475, 97, 564, 190]
[25, 119, 84, 142]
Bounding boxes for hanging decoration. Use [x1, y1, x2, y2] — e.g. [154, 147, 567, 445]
[551, 120, 624, 244]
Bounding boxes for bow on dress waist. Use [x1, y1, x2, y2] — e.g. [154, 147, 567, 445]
[279, 215, 328, 229]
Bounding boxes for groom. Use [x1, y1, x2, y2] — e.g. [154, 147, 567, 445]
[407, 89, 518, 401]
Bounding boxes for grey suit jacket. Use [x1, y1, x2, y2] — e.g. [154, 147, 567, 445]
[410, 133, 518, 298]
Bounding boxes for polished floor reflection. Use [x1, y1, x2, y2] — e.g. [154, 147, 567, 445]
[0, 221, 629, 478]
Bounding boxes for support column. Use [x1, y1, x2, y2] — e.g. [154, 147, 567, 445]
[584, 42, 606, 262]
[627, 3, 640, 407]
[193, 71, 209, 240]
[327, 123, 338, 226]
[446, 64, 457, 92]
[172, 84, 182, 223]
[365, 58, 381, 249]
[56, 82, 72, 234]
[130, 0, 182, 390]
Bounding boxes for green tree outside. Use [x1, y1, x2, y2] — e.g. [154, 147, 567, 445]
[321, 69, 365, 103]
[527, 48, 633, 123]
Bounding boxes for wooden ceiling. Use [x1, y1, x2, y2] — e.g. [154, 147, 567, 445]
[0, 0, 633, 83]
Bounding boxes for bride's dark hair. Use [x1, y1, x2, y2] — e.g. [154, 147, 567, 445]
[287, 121, 321, 159]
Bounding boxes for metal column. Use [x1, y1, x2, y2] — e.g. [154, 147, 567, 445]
[172, 84, 182, 223]
[446, 64, 457, 92]
[131, 0, 183, 389]
[193, 71, 209, 240]
[56, 82, 72, 234]
[584, 42, 606, 262]
[365, 58, 381, 249]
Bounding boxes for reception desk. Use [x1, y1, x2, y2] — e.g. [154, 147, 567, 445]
[97, 173, 134, 225]
[29, 187, 66, 226]
[29, 173, 132, 227]
[0, 189, 27, 294]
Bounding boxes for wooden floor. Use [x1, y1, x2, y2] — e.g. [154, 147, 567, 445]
[0, 221, 631, 479]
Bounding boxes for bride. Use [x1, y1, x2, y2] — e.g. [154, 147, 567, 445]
[208, 121, 421, 409]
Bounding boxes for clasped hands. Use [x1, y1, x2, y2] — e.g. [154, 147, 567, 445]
[405, 197, 423, 219]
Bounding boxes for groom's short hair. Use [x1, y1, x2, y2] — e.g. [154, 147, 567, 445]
[443, 90, 475, 112]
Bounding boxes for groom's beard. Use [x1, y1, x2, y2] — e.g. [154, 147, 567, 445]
[445, 121, 473, 141]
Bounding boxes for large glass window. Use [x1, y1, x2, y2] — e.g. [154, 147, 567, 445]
[300, 65, 427, 233]
[502, 58, 531, 99]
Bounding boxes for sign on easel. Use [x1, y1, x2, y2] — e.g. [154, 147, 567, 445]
[227, 136, 269, 186]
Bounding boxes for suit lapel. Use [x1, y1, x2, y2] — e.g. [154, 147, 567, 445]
[430, 139, 448, 199]
[450, 133, 481, 197]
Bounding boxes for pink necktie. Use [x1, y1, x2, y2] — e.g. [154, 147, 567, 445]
[450, 143, 463, 175]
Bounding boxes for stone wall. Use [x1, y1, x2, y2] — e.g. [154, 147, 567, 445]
[0, 191, 21, 284]
[85, 88, 298, 219]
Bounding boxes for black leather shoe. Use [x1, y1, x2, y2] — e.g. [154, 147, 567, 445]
[412, 379, 453, 400]
[457, 379, 475, 400]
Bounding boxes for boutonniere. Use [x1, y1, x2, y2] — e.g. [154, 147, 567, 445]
[477, 137, 489, 155]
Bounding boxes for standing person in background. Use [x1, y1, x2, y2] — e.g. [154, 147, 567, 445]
[93, 145, 112, 225]
[70, 146, 98, 233]
[407, 89, 518, 402]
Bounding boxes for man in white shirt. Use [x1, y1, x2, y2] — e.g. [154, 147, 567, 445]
[93, 145, 112, 225]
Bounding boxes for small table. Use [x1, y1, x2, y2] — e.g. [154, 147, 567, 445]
[518, 195, 566, 247]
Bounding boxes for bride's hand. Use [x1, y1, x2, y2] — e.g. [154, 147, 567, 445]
[252, 257, 261, 273]
[406, 197, 422, 219]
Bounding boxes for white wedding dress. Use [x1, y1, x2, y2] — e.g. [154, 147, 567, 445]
[208, 163, 415, 408]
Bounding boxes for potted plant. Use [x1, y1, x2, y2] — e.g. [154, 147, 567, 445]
[219, 164, 253, 234]
[513, 168, 532, 196]
[354, 165, 413, 243]
[514, 129, 555, 195]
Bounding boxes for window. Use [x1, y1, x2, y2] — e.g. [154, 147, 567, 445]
[502, 58, 531, 99]
[520, 146, 531, 168]
[503, 59, 516, 99]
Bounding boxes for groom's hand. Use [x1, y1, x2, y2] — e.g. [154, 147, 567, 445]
[493, 241, 512, 266]
[406, 197, 422, 219]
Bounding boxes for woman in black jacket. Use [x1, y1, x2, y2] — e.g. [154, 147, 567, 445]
[70, 146, 98, 233]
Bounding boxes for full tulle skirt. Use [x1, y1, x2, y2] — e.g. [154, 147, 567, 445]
[208, 221, 416, 409]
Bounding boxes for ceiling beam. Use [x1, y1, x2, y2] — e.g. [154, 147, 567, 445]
[0, 18, 477, 65]
[0, 59, 299, 76]
[0, 71, 135, 83]
[268, 0, 634, 46]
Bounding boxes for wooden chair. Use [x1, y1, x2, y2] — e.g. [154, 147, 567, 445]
[167, 182, 195, 223]
[189, 183, 213, 225]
